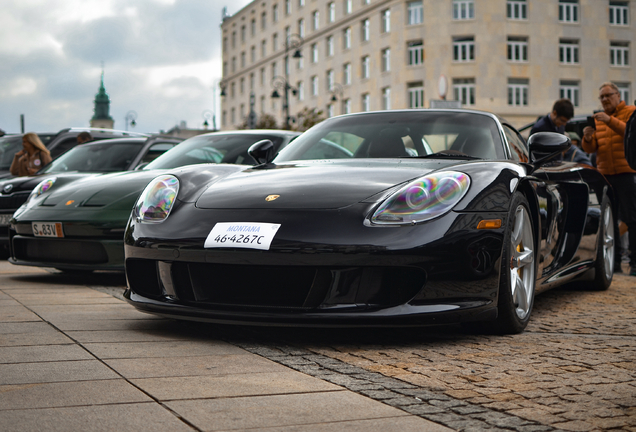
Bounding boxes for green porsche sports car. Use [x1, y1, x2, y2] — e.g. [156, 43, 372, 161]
[8, 130, 300, 272]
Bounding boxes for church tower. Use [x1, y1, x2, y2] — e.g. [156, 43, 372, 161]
[90, 71, 114, 129]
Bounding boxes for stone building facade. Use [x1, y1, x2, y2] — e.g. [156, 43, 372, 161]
[220, 0, 634, 130]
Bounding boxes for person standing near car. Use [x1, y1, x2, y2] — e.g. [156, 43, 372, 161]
[76, 132, 93, 144]
[530, 98, 574, 135]
[582, 82, 636, 276]
[10, 132, 52, 177]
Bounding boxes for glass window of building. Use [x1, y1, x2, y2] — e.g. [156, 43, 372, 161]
[241, 25, 246, 43]
[251, 46, 256, 63]
[327, 36, 334, 56]
[610, 41, 630, 66]
[297, 81, 304, 101]
[299, 0, 304, 7]
[273, 33, 278, 51]
[261, 40, 267, 57]
[345, 0, 353, 14]
[311, 75, 319, 96]
[327, 70, 334, 90]
[343, 99, 351, 114]
[508, 78, 529, 106]
[231, 108, 236, 124]
[453, 0, 474, 20]
[507, 0, 527, 20]
[241, 52, 246, 68]
[240, 78, 245, 95]
[231, 56, 236, 72]
[343, 63, 352, 84]
[560, 80, 580, 107]
[250, 73, 254, 90]
[286, 0, 291, 15]
[329, 2, 336, 22]
[327, 104, 334, 118]
[609, 1, 629, 25]
[313, 10, 320, 30]
[273, 4, 279, 22]
[559, 39, 579, 64]
[230, 82, 235, 98]
[260, 68, 266, 86]
[311, 43, 319, 63]
[232, 31, 236, 48]
[298, 18, 305, 37]
[362, 93, 370, 111]
[507, 36, 528, 62]
[382, 87, 391, 110]
[407, 1, 423, 25]
[408, 41, 424, 65]
[343, 27, 352, 49]
[616, 82, 630, 102]
[453, 78, 475, 106]
[362, 19, 370, 41]
[271, 62, 277, 78]
[261, 12, 267, 29]
[362, 55, 370, 78]
[453, 37, 475, 62]
[382, 9, 391, 32]
[408, 82, 424, 108]
[381, 48, 391, 72]
[559, 0, 579, 23]
[285, 56, 290, 75]
[260, 96, 265, 113]
[251, 19, 256, 36]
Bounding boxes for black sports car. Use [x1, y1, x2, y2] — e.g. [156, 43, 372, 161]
[123, 110, 615, 334]
[8, 131, 300, 270]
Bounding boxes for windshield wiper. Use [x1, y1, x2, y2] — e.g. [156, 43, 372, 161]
[411, 151, 481, 160]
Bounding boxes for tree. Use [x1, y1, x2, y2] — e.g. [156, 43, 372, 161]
[292, 107, 326, 132]
[237, 113, 279, 130]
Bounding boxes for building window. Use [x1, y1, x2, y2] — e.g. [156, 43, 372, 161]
[261, 12, 267, 30]
[327, 104, 334, 118]
[286, 0, 292, 15]
[610, 42, 630, 66]
[507, 0, 527, 20]
[241, 25, 246, 43]
[231, 57, 236, 72]
[231, 108, 236, 124]
[362, 55, 370, 78]
[616, 82, 630, 103]
[560, 80, 579, 107]
[408, 82, 424, 108]
[297, 81, 304, 101]
[327, 36, 334, 56]
[232, 31, 236, 48]
[453, 0, 474, 20]
[241, 52, 246, 68]
[559, 39, 579, 64]
[261, 40, 267, 57]
[311, 43, 318, 63]
[453, 78, 475, 106]
[250, 73, 255, 90]
[298, 19, 305, 37]
[240, 78, 245, 94]
[251, 19, 256, 36]
[240, 104, 244, 118]
[260, 68, 266, 86]
[343, 27, 351, 49]
[328, 2, 336, 22]
[382, 87, 391, 110]
[251, 46, 256, 63]
[362, 19, 370, 42]
[559, 0, 579, 23]
[345, 0, 353, 14]
[313, 10, 320, 30]
[273, 33, 278, 51]
[231, 82, 235, 98]
[453, 37, 475, 62]
[285, 56, 290, 75]
[407, 1, 423, 24]
[343, 63, 352, 84]
[273, 4, 279, 22]
[408, 41, 424, 65]
[508, 78, 529, 106]
[272, 62, 277, 78]
[610, 1, 629, 25]
[299, 0, 304, 7]
[381, 48, 391, 72]
[327, 69, 334, 90]
[362, 93, 370, 111]
[382, 9, 391, 32]
[343, 99, 351, 114]
[311, 76, 318, 96]
[507, 36, 528, 62]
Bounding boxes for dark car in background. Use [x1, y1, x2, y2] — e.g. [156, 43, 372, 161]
[0, 136, 182, 257]
[0, 128, 149, 179]
[8, 130, 301, 270]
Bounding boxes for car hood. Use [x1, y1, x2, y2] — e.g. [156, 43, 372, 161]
[195, 159, 464, 210]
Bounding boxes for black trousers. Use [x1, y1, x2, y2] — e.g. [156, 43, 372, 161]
[606, 173, 636, 267]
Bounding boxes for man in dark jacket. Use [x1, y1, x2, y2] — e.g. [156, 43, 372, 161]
[530, 98, 574, 136]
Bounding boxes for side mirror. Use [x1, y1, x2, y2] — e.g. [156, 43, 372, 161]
[134, 162, 149, 171]
[528, 132, 571, 166]
[248, 139, 275, 165]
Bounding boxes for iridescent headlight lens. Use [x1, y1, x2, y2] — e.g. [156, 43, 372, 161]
[135, 175, 180, 223]
[371, 171, 470, 225]
[26, 177, 57, 204]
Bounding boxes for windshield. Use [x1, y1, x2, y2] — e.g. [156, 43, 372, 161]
[275, 111, 505, 162]
[0, 135, 24, 171]
[145, 133, 286, 169]
[40, 142, 143, 173]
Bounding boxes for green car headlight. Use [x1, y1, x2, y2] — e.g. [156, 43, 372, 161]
[26, 177, 57, 204]
[370, 171, 471, 225]
[135, 175, 180, 224]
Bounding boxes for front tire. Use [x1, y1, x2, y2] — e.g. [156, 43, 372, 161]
[494, 193, 536, 334]
[589, 196, 614, 291]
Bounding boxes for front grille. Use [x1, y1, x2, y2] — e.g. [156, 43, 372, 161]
[13, 238, 108, 264]
[126, 259, 426, 310]
[0, 194, 30, 209]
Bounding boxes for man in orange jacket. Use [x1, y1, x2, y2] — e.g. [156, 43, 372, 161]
[582, 82, 636, 276]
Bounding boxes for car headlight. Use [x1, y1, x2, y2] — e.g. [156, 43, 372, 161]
[25, 177, 57, 205]
[134, 175, 179, 223]
[370, 171, 470, 225]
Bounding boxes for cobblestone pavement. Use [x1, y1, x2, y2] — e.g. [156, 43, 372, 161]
[29, 267, 636, 431]
[211, 272, 636, 432]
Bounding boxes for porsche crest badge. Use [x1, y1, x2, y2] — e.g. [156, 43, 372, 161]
[265, 195, 280, 202]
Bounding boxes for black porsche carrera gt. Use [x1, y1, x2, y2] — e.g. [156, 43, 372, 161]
[123, 110, 615, 334]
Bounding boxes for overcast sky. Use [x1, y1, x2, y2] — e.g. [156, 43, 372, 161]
[1, 0, 252, 135]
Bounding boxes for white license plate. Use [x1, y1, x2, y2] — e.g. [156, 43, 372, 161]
[32, 222, 64, 238]
[204, 222, 281, 250]
[0, 214, 11, 226]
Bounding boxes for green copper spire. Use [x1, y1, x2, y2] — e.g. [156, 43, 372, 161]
[91, 70, 114, 121]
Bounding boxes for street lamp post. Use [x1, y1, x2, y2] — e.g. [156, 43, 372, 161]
[202, 110, 214, 130]
[125, 111, 137, 131]
[270, 34, 303, 129]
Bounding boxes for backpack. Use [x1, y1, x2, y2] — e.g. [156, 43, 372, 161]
[625, 108, 636, 170]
